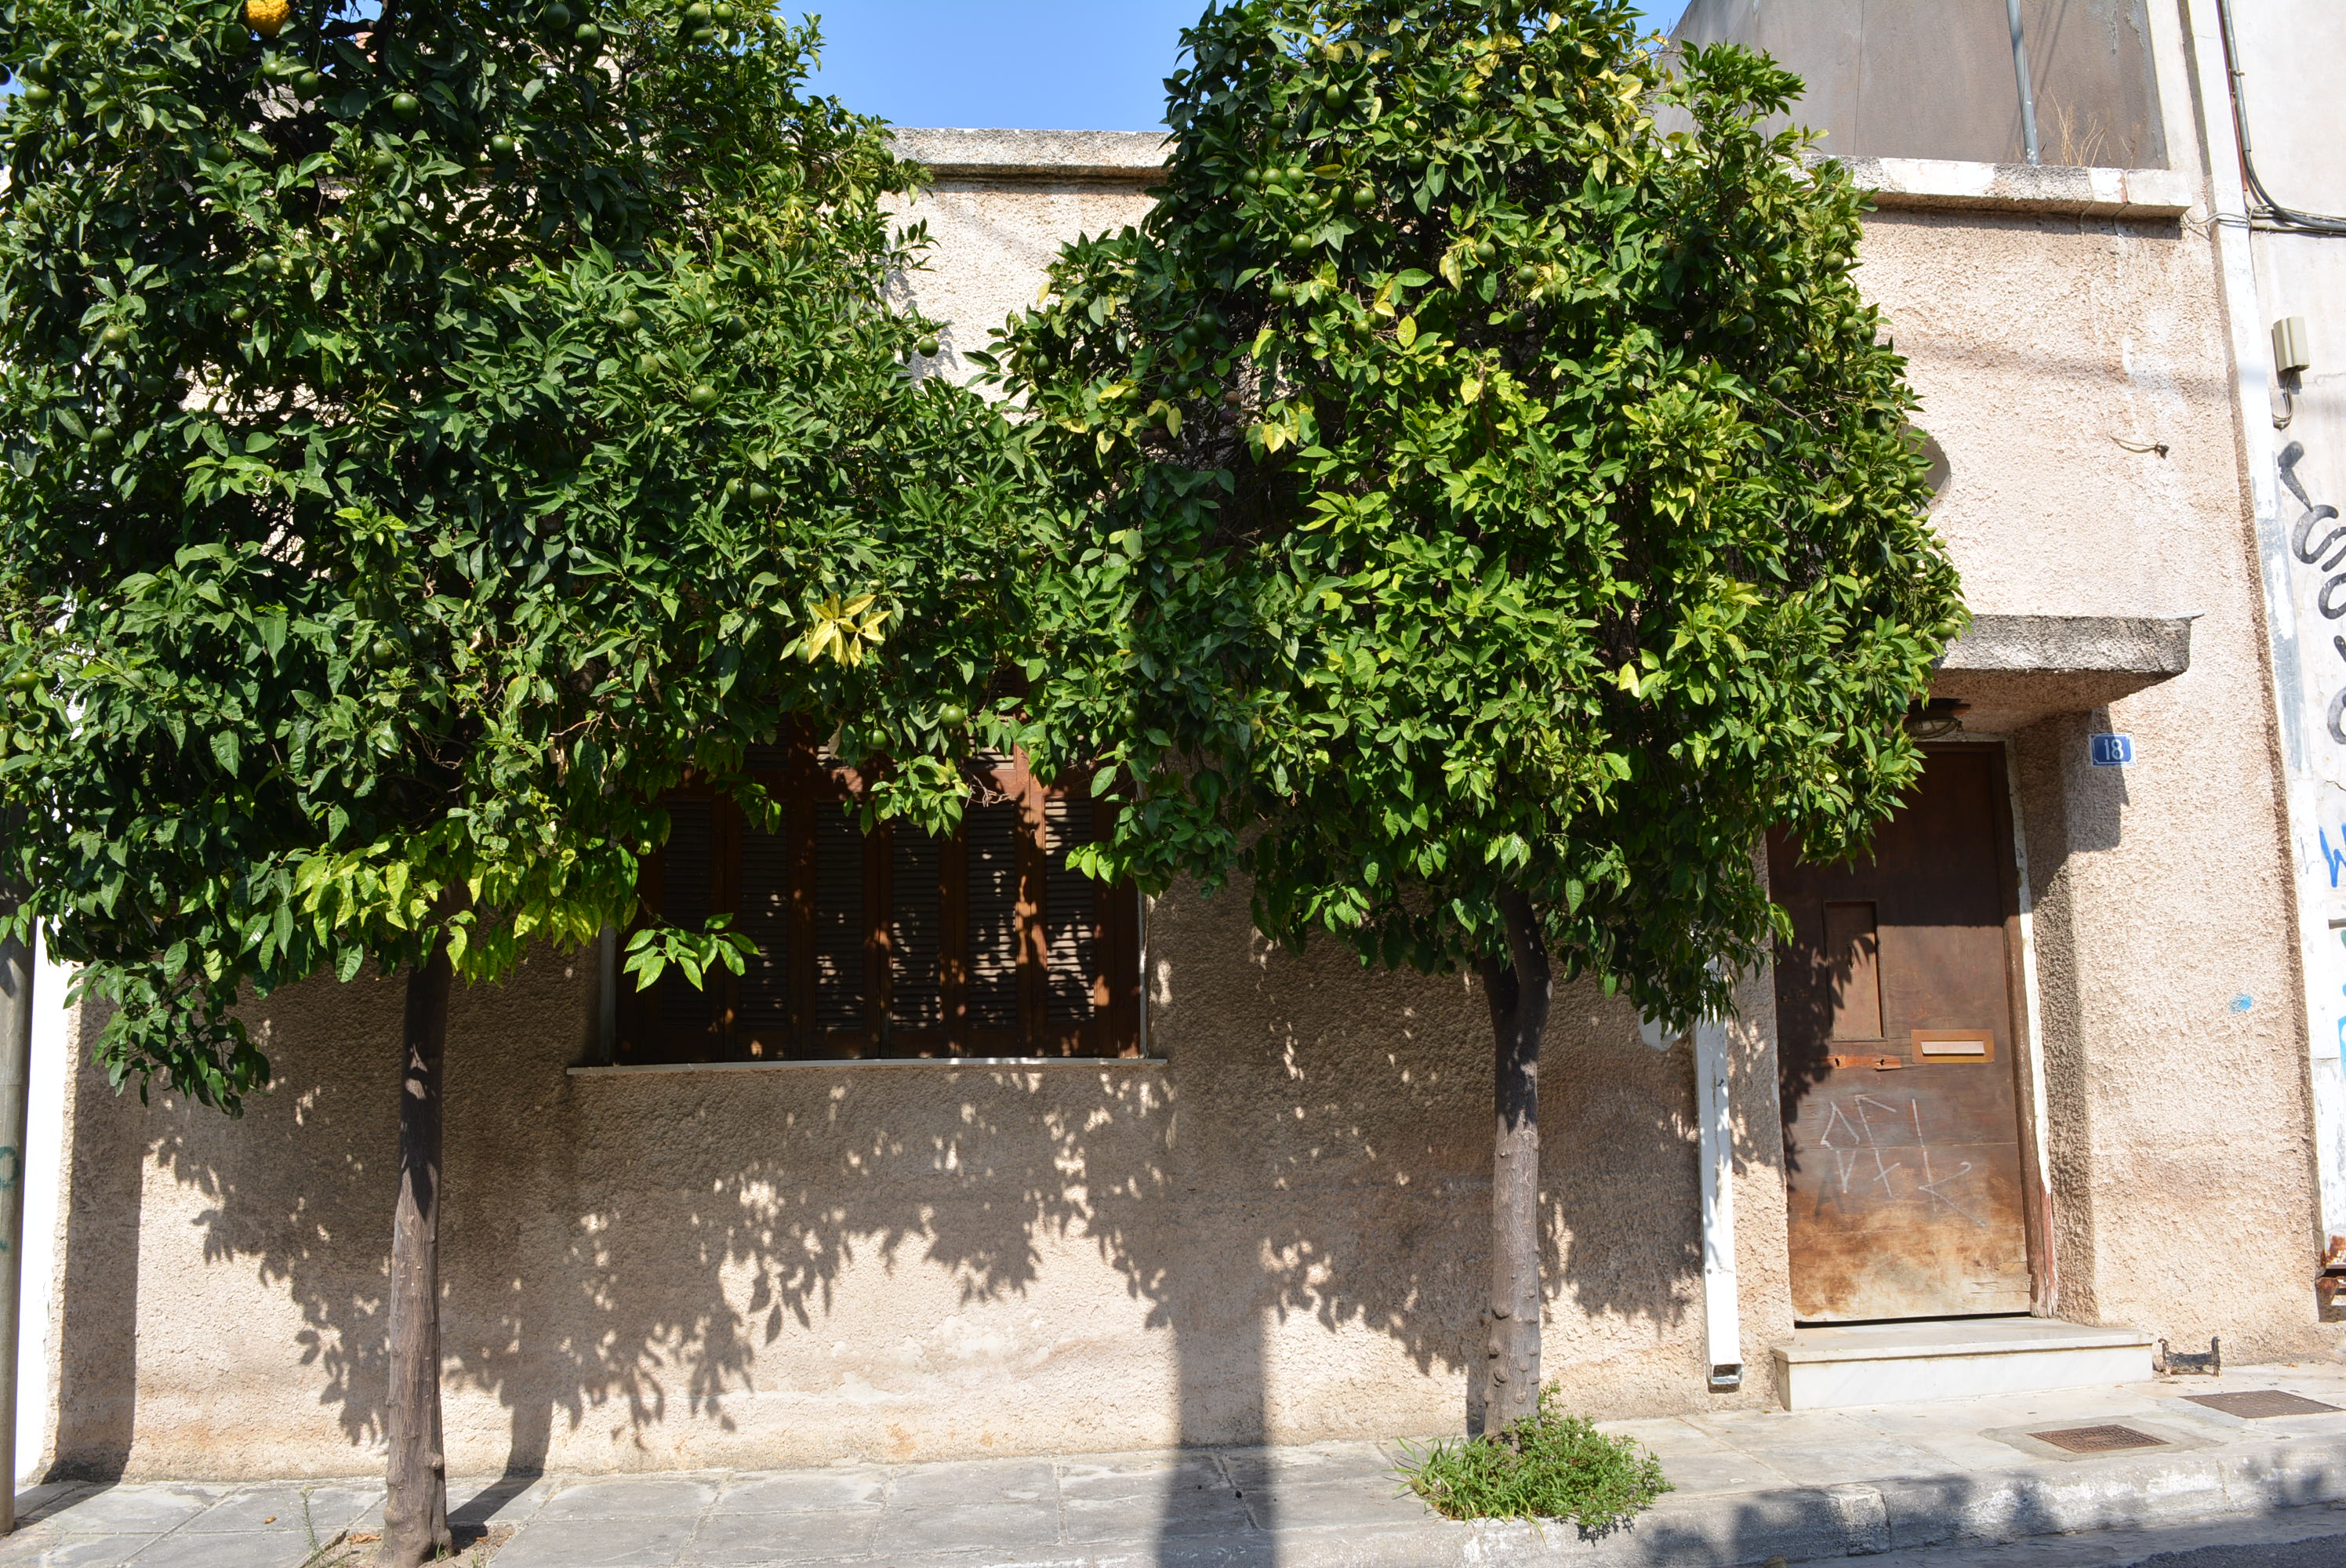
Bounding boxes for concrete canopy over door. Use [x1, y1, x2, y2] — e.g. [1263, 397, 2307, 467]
[1770, 746, 2036, 1323]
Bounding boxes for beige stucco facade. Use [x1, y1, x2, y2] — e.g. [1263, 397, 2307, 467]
[34, 25, 2346, 1482]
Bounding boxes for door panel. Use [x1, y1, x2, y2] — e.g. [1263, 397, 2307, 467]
[1770, 746, 2033, 1322]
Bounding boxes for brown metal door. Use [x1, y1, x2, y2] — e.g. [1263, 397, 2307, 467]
[1770, 746, 2033, 1322]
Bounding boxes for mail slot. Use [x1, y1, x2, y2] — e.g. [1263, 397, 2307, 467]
[1912, 1029, 1993, 1062]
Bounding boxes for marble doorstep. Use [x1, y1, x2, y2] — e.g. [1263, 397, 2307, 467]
[1773, 1319, 2158, 1410]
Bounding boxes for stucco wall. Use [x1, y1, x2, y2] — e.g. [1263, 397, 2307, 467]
[50, 887, 1790, 1480]
[1858, 198, 2333, 1354]
[38, 115, 2346, 1482]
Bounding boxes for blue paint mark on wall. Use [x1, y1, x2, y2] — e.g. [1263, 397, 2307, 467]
[2324, 826, 2346, 888]
[2232, 994, 2255, 1013]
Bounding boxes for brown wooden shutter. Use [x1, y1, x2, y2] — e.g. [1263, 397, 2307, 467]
[964, 799, 1024, 1035]
[620, 742, 1141, 1065]
[810, 805, 866, 1042]
[621, 795, 727, 1064]
[735, 820, 793, 1050]
[888, 829, 946, 1033]
[1041, 794, 1102, 1030]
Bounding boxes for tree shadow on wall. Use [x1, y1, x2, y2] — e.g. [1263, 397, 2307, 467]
[49, 879, 1715, 1551]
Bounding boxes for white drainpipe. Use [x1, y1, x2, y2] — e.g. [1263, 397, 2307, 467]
[1645, 1014, 1745, 1389]
[1694, 1018, 1744, 1389]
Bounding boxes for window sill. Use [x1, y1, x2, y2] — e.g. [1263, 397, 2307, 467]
[1825, 155, 2192, 220]
[569, 1056, 1168, 1077]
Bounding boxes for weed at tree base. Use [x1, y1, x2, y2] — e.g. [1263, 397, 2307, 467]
[1396, 1385, 1672, 1530]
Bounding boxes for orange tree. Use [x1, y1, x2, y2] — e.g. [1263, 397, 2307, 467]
[0, 0, 1024, 1559]
[993, 0, 1964, 1428]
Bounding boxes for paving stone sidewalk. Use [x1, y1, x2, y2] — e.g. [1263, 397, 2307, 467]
[4, 1359, 2345, 1567]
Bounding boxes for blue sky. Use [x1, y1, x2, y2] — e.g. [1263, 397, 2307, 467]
[801, 2, 1690, 132]
[0, 5, 1690, 122]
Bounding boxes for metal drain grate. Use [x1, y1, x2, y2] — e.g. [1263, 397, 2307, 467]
[2031, 1424, 2169, 1454]
[2184, 1390, 2343, 1419]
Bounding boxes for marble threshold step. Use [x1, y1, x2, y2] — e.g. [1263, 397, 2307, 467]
[1773, 1316, 2155, 1410]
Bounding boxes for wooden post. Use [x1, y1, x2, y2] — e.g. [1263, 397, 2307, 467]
[1480, 887, 1549, 1433]
[379, 933, 453, 1568]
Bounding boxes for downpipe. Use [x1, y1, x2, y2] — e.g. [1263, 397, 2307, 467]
[1644, 1013, 1743, 1390]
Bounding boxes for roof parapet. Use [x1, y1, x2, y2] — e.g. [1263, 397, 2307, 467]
[888, 129, 2192, 220]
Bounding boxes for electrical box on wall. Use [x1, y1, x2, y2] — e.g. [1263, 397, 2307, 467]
[2275, 316, 2312, 376]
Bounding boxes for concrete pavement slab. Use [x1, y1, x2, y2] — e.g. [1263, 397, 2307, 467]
[122, 1530, 320, 1568]
[21, 1490, 220, 1537]
[1053, 1450, 1228, 1500]
[448, 1473, 561, 1526]
[178, 1483, 379, 1535]
[873, 1500, 1064, 1556]
[1241, 1475, 1434, 1532]
[1647, 1450, 1790, 1495]
[0, 1538, 163, 1568]
[1218, 1439, 1397, 1490]
[888, 1460, 1056, 1512]
[535, 1475, 724, 1520]
[1059, 1488, 1254, 1543]
[684, 1506, 876, 1564]
[1742, 1434, 1968, 1486]
[711, 1469, 888, 1515]
[488, 1509, 696, 1568]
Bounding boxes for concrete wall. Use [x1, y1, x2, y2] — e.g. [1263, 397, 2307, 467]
[49, 894, 1791, 1479]
[38, 104, 2346, 1480]
[1673, 0, 2166, 168]
[1850, 190, 2328, 1352]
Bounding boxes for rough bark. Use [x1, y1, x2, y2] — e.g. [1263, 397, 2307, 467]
[1479, 887, 1551, 1434]
[379, 933, 454, 1568]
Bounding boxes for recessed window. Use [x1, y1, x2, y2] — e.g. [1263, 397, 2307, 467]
[617, 746, 1142, 1063]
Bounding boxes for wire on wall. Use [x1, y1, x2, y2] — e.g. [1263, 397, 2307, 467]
[2214, 0, 2346, 237]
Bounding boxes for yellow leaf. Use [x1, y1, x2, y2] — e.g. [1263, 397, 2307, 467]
[1396, 316, 1418, 349]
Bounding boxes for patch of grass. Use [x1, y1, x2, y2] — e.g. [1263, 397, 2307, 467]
[1398, 1385, 1673, 1530]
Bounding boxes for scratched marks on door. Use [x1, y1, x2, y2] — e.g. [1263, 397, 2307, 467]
[1814, 1093, 1988, 1229]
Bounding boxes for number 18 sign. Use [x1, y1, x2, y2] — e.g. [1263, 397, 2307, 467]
[2090, 734, 2135, 767]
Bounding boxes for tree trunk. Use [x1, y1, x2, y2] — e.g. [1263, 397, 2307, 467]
[380, 932, 454, 1568]
[1480, 887, 1551, 1434]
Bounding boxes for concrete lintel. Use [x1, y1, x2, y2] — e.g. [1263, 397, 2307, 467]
[1933, 614, 2193, 727]
[890, 128, 1170, 184]
[1941, 614, 2193, 679]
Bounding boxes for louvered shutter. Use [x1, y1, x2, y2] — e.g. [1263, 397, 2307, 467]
[618, 743, 1140, 1064]
[810, 806, 867, 1040]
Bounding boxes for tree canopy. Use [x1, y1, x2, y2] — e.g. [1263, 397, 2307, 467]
[996, 0, 1965, 1030]
[0, 0, 1028, 1111]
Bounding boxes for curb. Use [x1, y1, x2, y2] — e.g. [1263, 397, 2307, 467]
[866, 1436, 2346, 1568]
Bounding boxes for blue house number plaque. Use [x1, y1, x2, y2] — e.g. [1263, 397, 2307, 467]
[2090, 734, 2134, 767]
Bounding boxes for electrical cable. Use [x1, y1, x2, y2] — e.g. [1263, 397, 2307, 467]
[2213, 0, 2346, 237]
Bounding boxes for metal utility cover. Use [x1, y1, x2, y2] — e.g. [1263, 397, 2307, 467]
[2029, 1425, 2169, 1454]
[2184, 1390, 2342, 1419]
